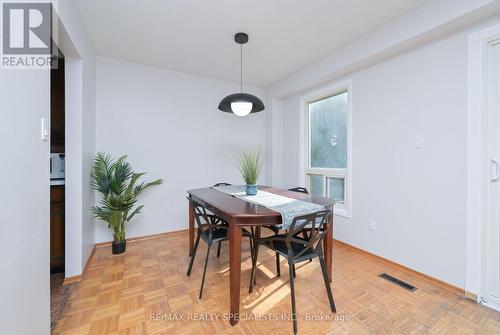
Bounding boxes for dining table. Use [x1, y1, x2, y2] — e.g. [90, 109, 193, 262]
[186, 186, 335, 326]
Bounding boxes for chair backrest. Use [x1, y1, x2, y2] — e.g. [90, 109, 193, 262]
[187, 197, 226, 238]
[288, 187, 309, 194]
[286, 210, 331, 259]
[213, 182, 233, 187]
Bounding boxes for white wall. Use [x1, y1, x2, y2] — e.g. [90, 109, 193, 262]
[0, 1, 95, 333]
[0, 70, 51, 334]
[265, 97, 285, 187]
[95, 57, 267, 242]
[54, 0, 96, 277]
[280, 30, 470, 288]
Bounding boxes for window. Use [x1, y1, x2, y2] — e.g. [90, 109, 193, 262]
[305, 87, 351, 217]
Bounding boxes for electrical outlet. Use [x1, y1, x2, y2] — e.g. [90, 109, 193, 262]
[413, 135, 424, 149]
[368, 219, 376, 231]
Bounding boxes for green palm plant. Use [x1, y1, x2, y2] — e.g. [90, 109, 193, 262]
[90, 153, 162, 246]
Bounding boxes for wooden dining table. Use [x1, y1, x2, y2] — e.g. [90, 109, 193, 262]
[187, 186, 335, 326]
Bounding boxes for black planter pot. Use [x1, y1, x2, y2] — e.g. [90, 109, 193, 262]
[112, 240, 126, 254]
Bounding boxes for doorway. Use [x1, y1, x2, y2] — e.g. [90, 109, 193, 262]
[50, 48, 71, 326]
[466, 22, 500, 312]
[482, 40, 500, 310]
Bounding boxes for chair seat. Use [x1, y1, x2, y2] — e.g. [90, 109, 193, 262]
[199, 226, 252, 244]
[260, 234, 316, 262]
[262, 224, 282, 233]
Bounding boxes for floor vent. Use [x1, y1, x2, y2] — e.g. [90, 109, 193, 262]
[378, 273, 417, 292]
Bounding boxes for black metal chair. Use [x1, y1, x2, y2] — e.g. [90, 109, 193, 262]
[186, 198, 253, 299]
[213, 182, 233, 187]
[212, 183, 233, 257]
[288, 187, 309, 194]
[288, 187, 313, 265]
[263, 186, 311, 277]
[249, 210, 336, 334]
[260, 224, 281, 275]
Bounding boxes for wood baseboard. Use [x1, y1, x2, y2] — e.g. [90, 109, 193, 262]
[333, 239, 464, 295]
[63, 274, 82, 285]
[63, 230, 188, 285]
[65, 231, 464, 296]
[83, 245, 96, 274]
[465, 291, 478, 302]
[95, 229, 188, 248]
[62, 244, 97, 286]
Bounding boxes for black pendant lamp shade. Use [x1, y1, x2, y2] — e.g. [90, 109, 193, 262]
[218, 32, 265, 116]
[218, 93, 265, 114]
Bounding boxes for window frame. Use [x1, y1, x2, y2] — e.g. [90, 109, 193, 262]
[301, 81, 352, 218]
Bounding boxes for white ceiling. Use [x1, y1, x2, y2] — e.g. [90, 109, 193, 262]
[74, 0, 429, 87]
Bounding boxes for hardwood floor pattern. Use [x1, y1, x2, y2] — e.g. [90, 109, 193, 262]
[52, 231, 500, 334]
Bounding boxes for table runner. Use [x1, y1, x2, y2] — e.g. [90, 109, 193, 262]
[212, 185, 325, 230]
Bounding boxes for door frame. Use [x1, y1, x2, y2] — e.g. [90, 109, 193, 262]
[466, 22, 500, 310]
[53, 16, 85, 278]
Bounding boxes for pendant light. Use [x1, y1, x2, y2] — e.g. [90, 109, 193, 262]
[218, 32, 265, 117]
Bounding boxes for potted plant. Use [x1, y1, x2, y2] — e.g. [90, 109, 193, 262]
[238, 147, 262, 196]
[90, 153, 162, 254]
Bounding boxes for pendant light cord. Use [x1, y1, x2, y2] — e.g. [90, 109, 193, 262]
[240, 43, 243, 93]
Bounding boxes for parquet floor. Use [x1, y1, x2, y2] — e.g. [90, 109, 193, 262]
[52, 230, 500, 334]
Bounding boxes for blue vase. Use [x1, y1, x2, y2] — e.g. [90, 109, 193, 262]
[246, 184, 257, 195]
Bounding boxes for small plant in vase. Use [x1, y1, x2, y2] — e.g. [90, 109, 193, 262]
[238, 147, 262, 196]
[90, 153, 162, 254]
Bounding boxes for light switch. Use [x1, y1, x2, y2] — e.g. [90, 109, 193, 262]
[413, 135, 424, 149]
[40, 118, 49, 141]
[368, 219, 376, 231]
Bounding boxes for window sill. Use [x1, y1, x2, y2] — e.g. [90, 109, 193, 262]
[333, 206, 351, 219]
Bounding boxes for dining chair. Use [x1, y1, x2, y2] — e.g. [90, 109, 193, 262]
[212, 183, 233, 258]
[261, 223, 282, 275]
[249, 210, 336, 334]
[213, 182, 233, 187]
[288, 187, 309, 194]
[264, 186, 311, 277]
[186, 197, 254, 299]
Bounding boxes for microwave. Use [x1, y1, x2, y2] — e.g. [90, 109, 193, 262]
[50, 153, 65, 180]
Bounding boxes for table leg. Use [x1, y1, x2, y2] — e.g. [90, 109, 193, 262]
[229, 221, 242, 326]
[323, 205, 334, 282]
[188, 200, 194, 256]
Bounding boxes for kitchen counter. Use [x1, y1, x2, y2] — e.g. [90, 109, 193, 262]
[50, 179, 65, 186]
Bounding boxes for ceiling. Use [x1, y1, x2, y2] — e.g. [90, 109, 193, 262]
[74, 0, 429, 87]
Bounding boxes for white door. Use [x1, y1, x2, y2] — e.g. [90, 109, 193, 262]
[483, 40, 500, 310]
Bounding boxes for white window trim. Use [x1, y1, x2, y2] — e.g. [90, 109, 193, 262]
[299, 80, 353, 218]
